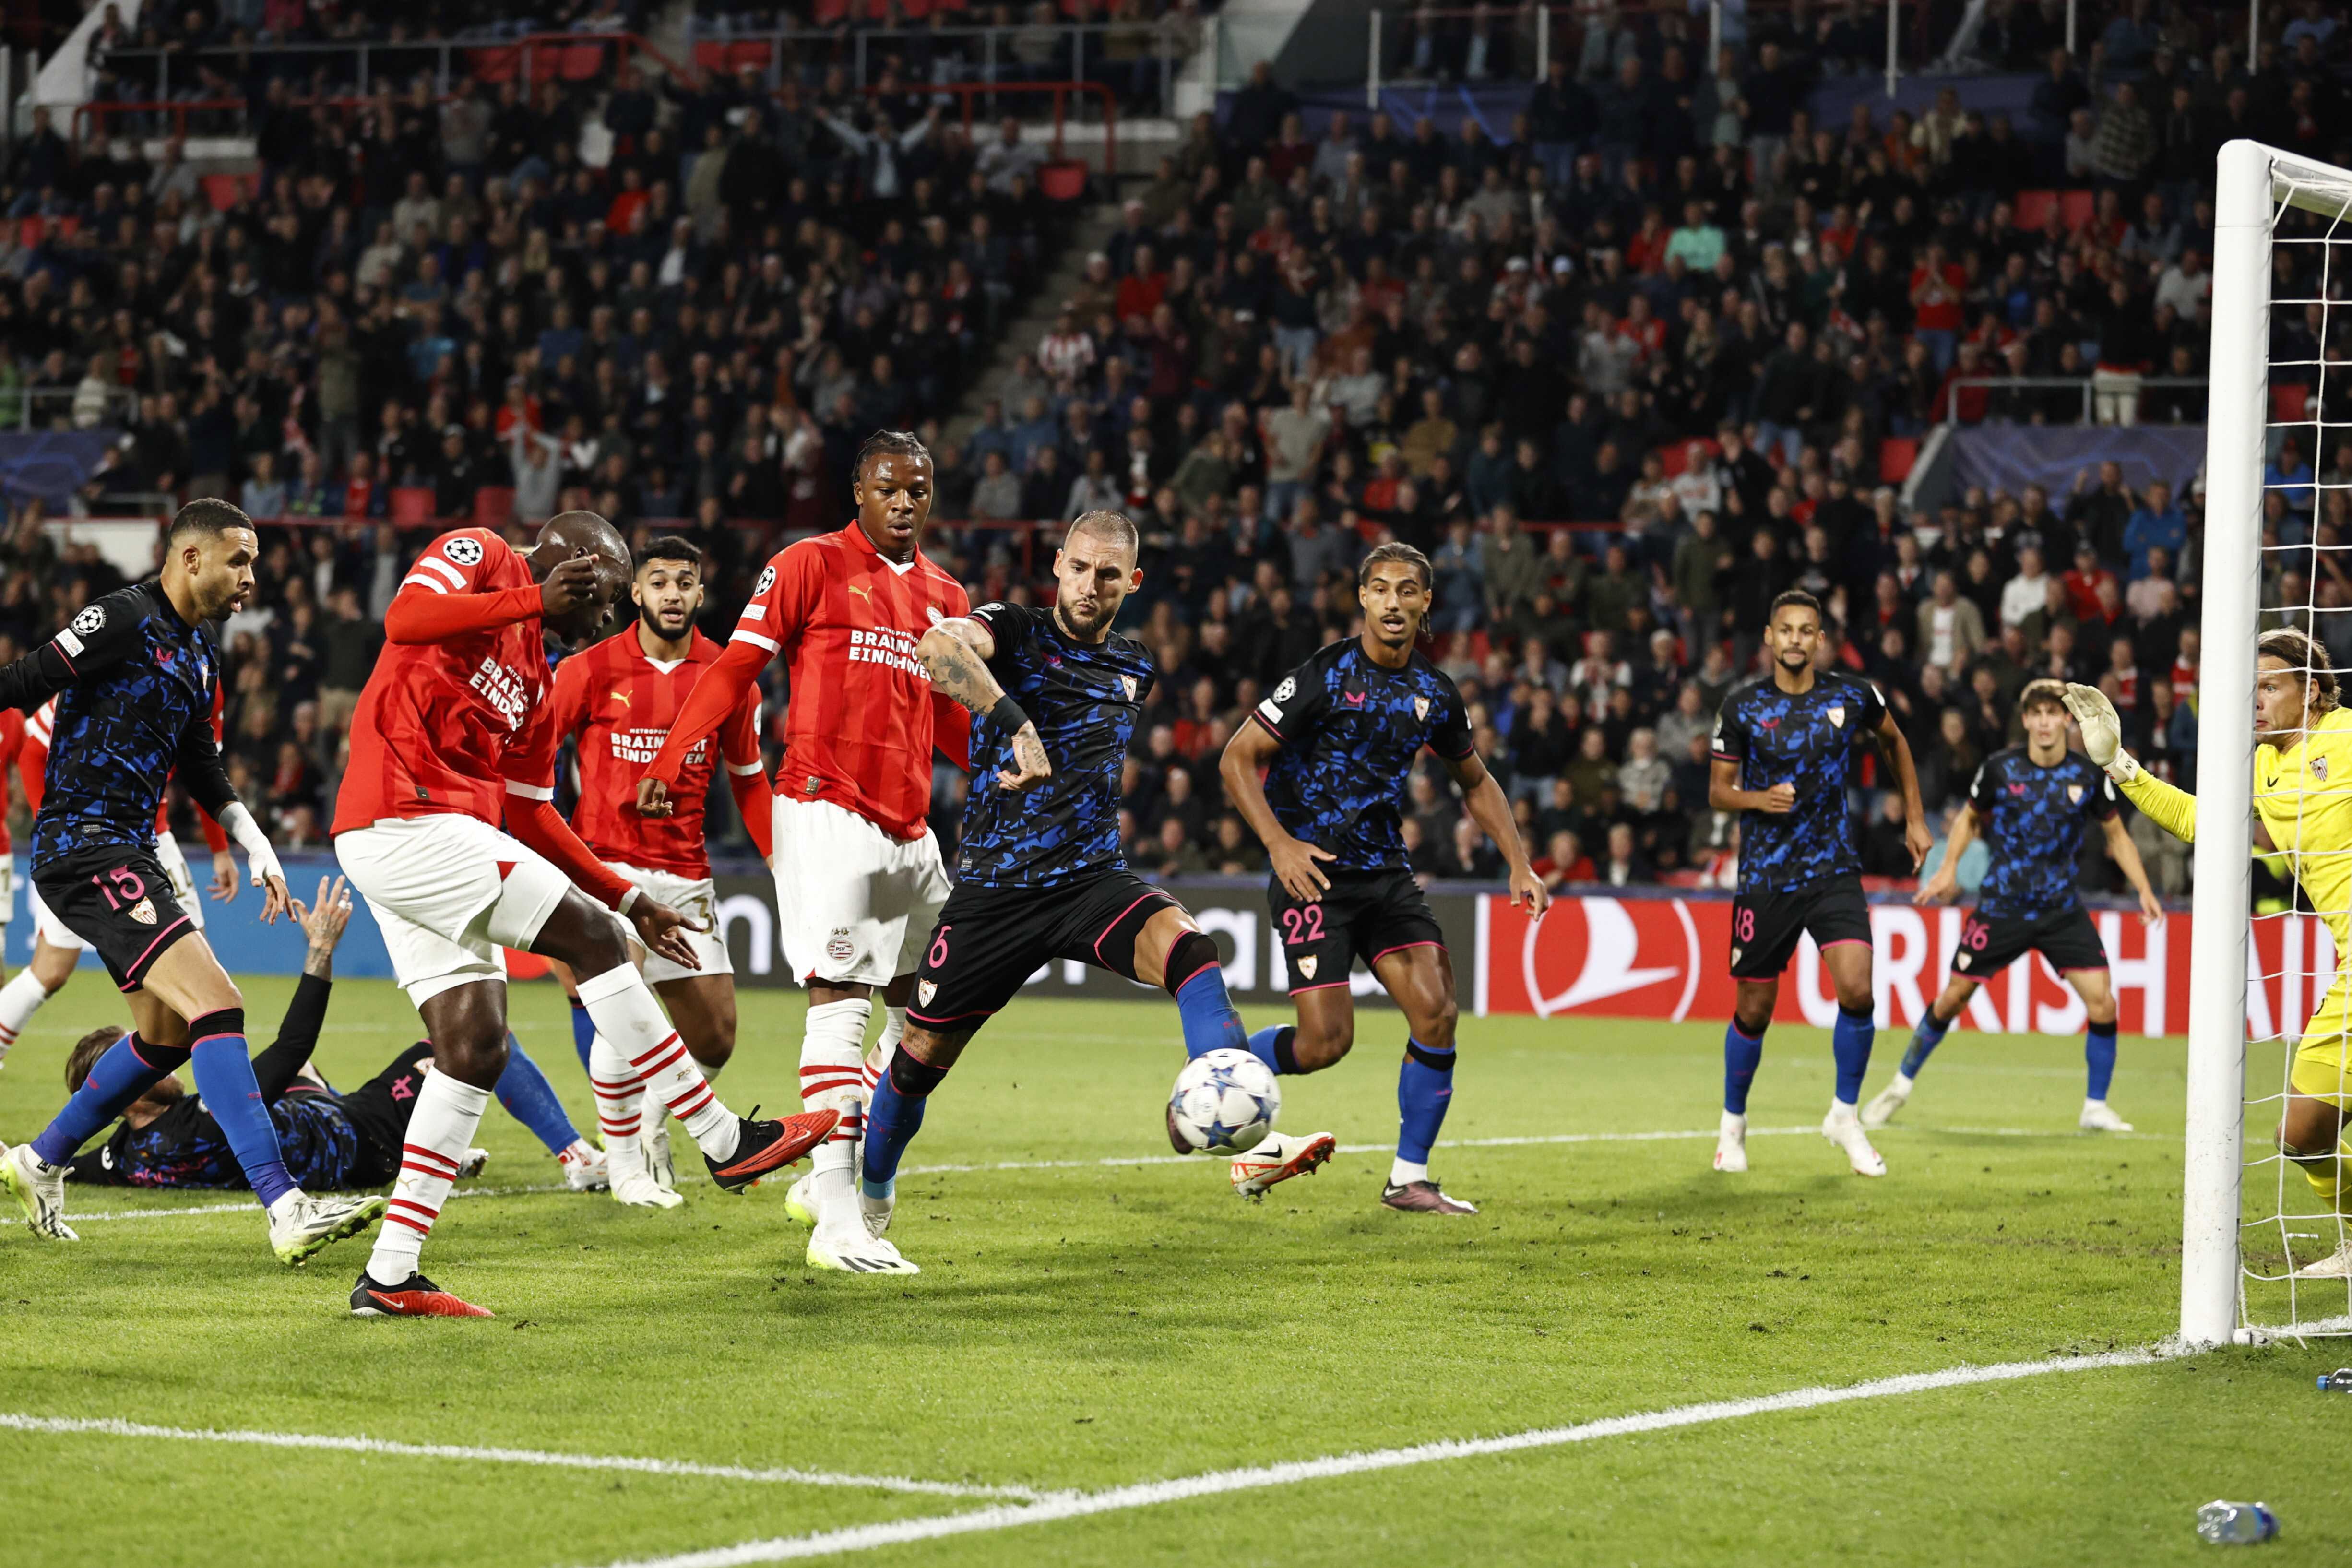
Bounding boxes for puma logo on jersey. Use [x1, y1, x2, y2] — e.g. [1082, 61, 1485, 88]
[848, 584, 872, 602]
[611, 691, 631, 707]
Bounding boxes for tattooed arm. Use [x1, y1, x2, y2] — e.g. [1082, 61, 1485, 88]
[916, 618, 1052, 792]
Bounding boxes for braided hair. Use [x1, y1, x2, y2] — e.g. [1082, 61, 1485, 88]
[853, 428, 931, 482]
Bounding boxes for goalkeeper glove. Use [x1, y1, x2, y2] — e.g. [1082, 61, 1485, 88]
[2061, 683, 2139, 782]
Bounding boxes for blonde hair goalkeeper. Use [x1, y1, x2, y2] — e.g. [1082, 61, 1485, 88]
[2062, 629, 2352, 1278]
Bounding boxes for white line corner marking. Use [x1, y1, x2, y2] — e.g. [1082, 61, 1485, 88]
[0, 1414, 1042, 1502]
[584, 1348, 2169, 1568]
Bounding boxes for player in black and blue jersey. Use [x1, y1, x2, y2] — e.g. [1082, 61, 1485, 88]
[1709, 589, 1930, 1178]
[0, 500, 385, 1265]
[63, 876, 598, 1194]
[1865, 678, 2165, 1133]
[1221, 543, 1547, 1217]
[844, 511, 1317, 1274]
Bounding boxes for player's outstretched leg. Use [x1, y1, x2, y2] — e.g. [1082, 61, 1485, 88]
[1865, 983, 1964, 1129]
[7, 1031, 189, 1240]
[0, 933, 79, 1073]
[851, 1042, 954, 1273]
[1231, 1012, 1343, 1197]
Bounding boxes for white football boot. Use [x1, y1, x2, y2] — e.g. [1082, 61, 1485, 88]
[1821, 1102, 1888, 1176]
[1713, 1110, 1748, 1173]
[2079, 1099, 2135, 1133]
[1862, 1073, 1914, 1130]
[644, 1112, 676, 1191]
[857, 1182, 895, 1238]
[457, 1148, 491, 1180]
[266, 1190, 388, 1265]
[807, 1221, 920, 1274]
[606, 1139, 683, 1210]
[1230, 1131, 1338, 1199]
[2293, 1242, 2352, 1279]
[556, 1140, 605, 1189]
[783, 1171, 820, 1226]
[1, 1141, 78, 1240]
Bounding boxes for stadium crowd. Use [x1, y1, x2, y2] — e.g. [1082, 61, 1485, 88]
[10, 1, 2348, 901]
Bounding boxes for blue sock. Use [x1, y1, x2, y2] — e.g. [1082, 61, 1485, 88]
[1247, 1025, 1301, 1076]
[1395, 1039, 1455, 1163]
[1900, 1009, 1954, 1079]
[1832, 1004, 1875, 1106]
[569, 998, 595, 1073]
[861, 1053, 946, 1199]
[1173, 963, 1248, 1060]
[2085, 1021, 2118, 1101]
[1722, 1022, 1765, 1115]
[495, 1033, 578, 1156]
[185, 1011, 297, 1208]
[30, 1033, 187, 1165]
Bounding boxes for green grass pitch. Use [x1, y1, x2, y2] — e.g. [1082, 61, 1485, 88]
[1, 977, 2347, 1567]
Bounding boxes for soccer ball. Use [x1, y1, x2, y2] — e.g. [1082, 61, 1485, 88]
[1166, 1049, 1280, 1154]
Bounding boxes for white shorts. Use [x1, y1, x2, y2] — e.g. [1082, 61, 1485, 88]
[608, 861, 733, 988]
[772, 795, 950, 988]
[0, 856, 12, 927]
[26, 867, 88, 952]
[154, 830, 206, 931]
[337, 815, 572, 1006]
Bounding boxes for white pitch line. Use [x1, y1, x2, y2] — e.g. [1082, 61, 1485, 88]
[2, 1121, 2149, 1228]
[0, 1414, 1045, 1501]
[583, 1347, 2171, 1568]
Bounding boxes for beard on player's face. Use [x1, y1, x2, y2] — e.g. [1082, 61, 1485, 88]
[639, 597, 695, 638]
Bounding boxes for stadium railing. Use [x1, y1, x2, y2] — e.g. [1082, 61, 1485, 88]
[687, 20, 1187, 109]
[5, 384, 141, 429]
[89, 30, 696, 107]
[1939, 375, 2209, 426]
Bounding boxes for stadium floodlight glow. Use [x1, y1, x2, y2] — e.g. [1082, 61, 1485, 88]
[2193, 140, 2352, 1346]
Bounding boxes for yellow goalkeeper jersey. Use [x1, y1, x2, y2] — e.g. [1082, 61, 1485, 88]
[2123, 704, 2352, 951]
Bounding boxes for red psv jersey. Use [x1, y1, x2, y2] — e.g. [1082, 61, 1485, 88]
[734, 523, 968, 840]
[332, 528, 558, 833]
[550, 628, 762, 878]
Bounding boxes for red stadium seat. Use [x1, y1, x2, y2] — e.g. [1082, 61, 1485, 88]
[1658, 438, 1718, 477]
[200, 173, 245, 211]
[693, 40, 729, 73]
[1039, 161, 1089, 201]
[2274, 382, 2313, 424]
[468, 45, 519, 82]
[527, 41, 566, 83]
[2014, 190, 2057, 229]
[559, 42, 606, 81]
[2058, 190, 2095, 230]
[473, 487, 515, 528]
[16, 216, 43, 248]
[725, 39, 772, 72]
[810, 0, 850, 24]
[391, 487, 437, 525]
[1878, 436, 1919, 483]
[52, 214, 79, 237]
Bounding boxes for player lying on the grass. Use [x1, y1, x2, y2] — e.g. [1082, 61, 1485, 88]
[641, 431, 981, 1275]
[2064, 630, 2352, 1278]
[1219, 542, 1547, 1215]
[58, 877, 599, 1192]
[0, 693, 237, 1071]
[843, 511, 1304, 1268]
[1709, 591, 1930, 1178]
[0, 500, 387, 1265]
[549, 535, 769, 1210]
[332, 510, 835, 1319]
[1870, 679, 2164, 1133]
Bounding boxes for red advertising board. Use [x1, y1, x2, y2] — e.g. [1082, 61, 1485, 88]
[1474, 893, 2252, 1038]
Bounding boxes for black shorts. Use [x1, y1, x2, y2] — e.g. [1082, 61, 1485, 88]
[1729, 875, 1872, 980]
[339, 1042, 435, 1186]
[33, 844, 199, 992]
[1952, 905, 2109, 980]
[909, 868, 1180, 1036]
[1268, 866, 1446, 995]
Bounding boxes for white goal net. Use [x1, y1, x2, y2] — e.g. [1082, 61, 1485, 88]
[2194, 140, 2352, 1344]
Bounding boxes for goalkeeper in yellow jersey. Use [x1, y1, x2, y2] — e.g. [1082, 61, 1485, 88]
[2062, 628, 2352, 1279]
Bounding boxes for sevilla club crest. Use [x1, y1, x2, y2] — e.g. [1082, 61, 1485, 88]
[917, 979, 938, 1006]
[1120, 675, 1138, 700]
[128, 896, 157, 926]
[2067, 784, 2085, 805]
[1827, 704, 1846, 728]
[1414, 696, 1431, 721]
[2316, 757, 2331, 783]
[1295, 955, 1319, 980]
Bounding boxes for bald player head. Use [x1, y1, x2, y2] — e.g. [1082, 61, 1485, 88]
[530, 510, 632, 640]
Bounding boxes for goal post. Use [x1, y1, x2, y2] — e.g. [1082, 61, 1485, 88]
[2186, 140, 2352, 1345]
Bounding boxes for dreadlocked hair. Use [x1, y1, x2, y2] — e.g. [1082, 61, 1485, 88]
[854, 429, 930, 480]
[2259, 627, 2340, 713]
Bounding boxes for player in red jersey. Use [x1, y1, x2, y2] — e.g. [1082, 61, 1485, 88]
[548, 535, 772, 1209]
[0, 694, 237, 1067]
[332, 511, 836, 1318]
[643, 431, 1049, 1276]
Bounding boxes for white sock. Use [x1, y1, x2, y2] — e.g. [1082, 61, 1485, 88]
[576, 965, 738, 1161]
[802, 998, 871, 1227]
[1389, 1158, 1429, 1187]
[0, 967, 55, 1059]
[1892, 1072, 1916, 1093]
[862, 1007, 903, 1100]
[588, 1032, 645, 1154]
[366, 1072, 492, 1283]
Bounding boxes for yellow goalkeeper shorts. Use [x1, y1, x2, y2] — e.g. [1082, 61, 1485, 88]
[2293, 976, 2352, 1108]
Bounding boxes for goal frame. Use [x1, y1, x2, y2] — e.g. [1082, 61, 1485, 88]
[2186, 140, 2352, 1346]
